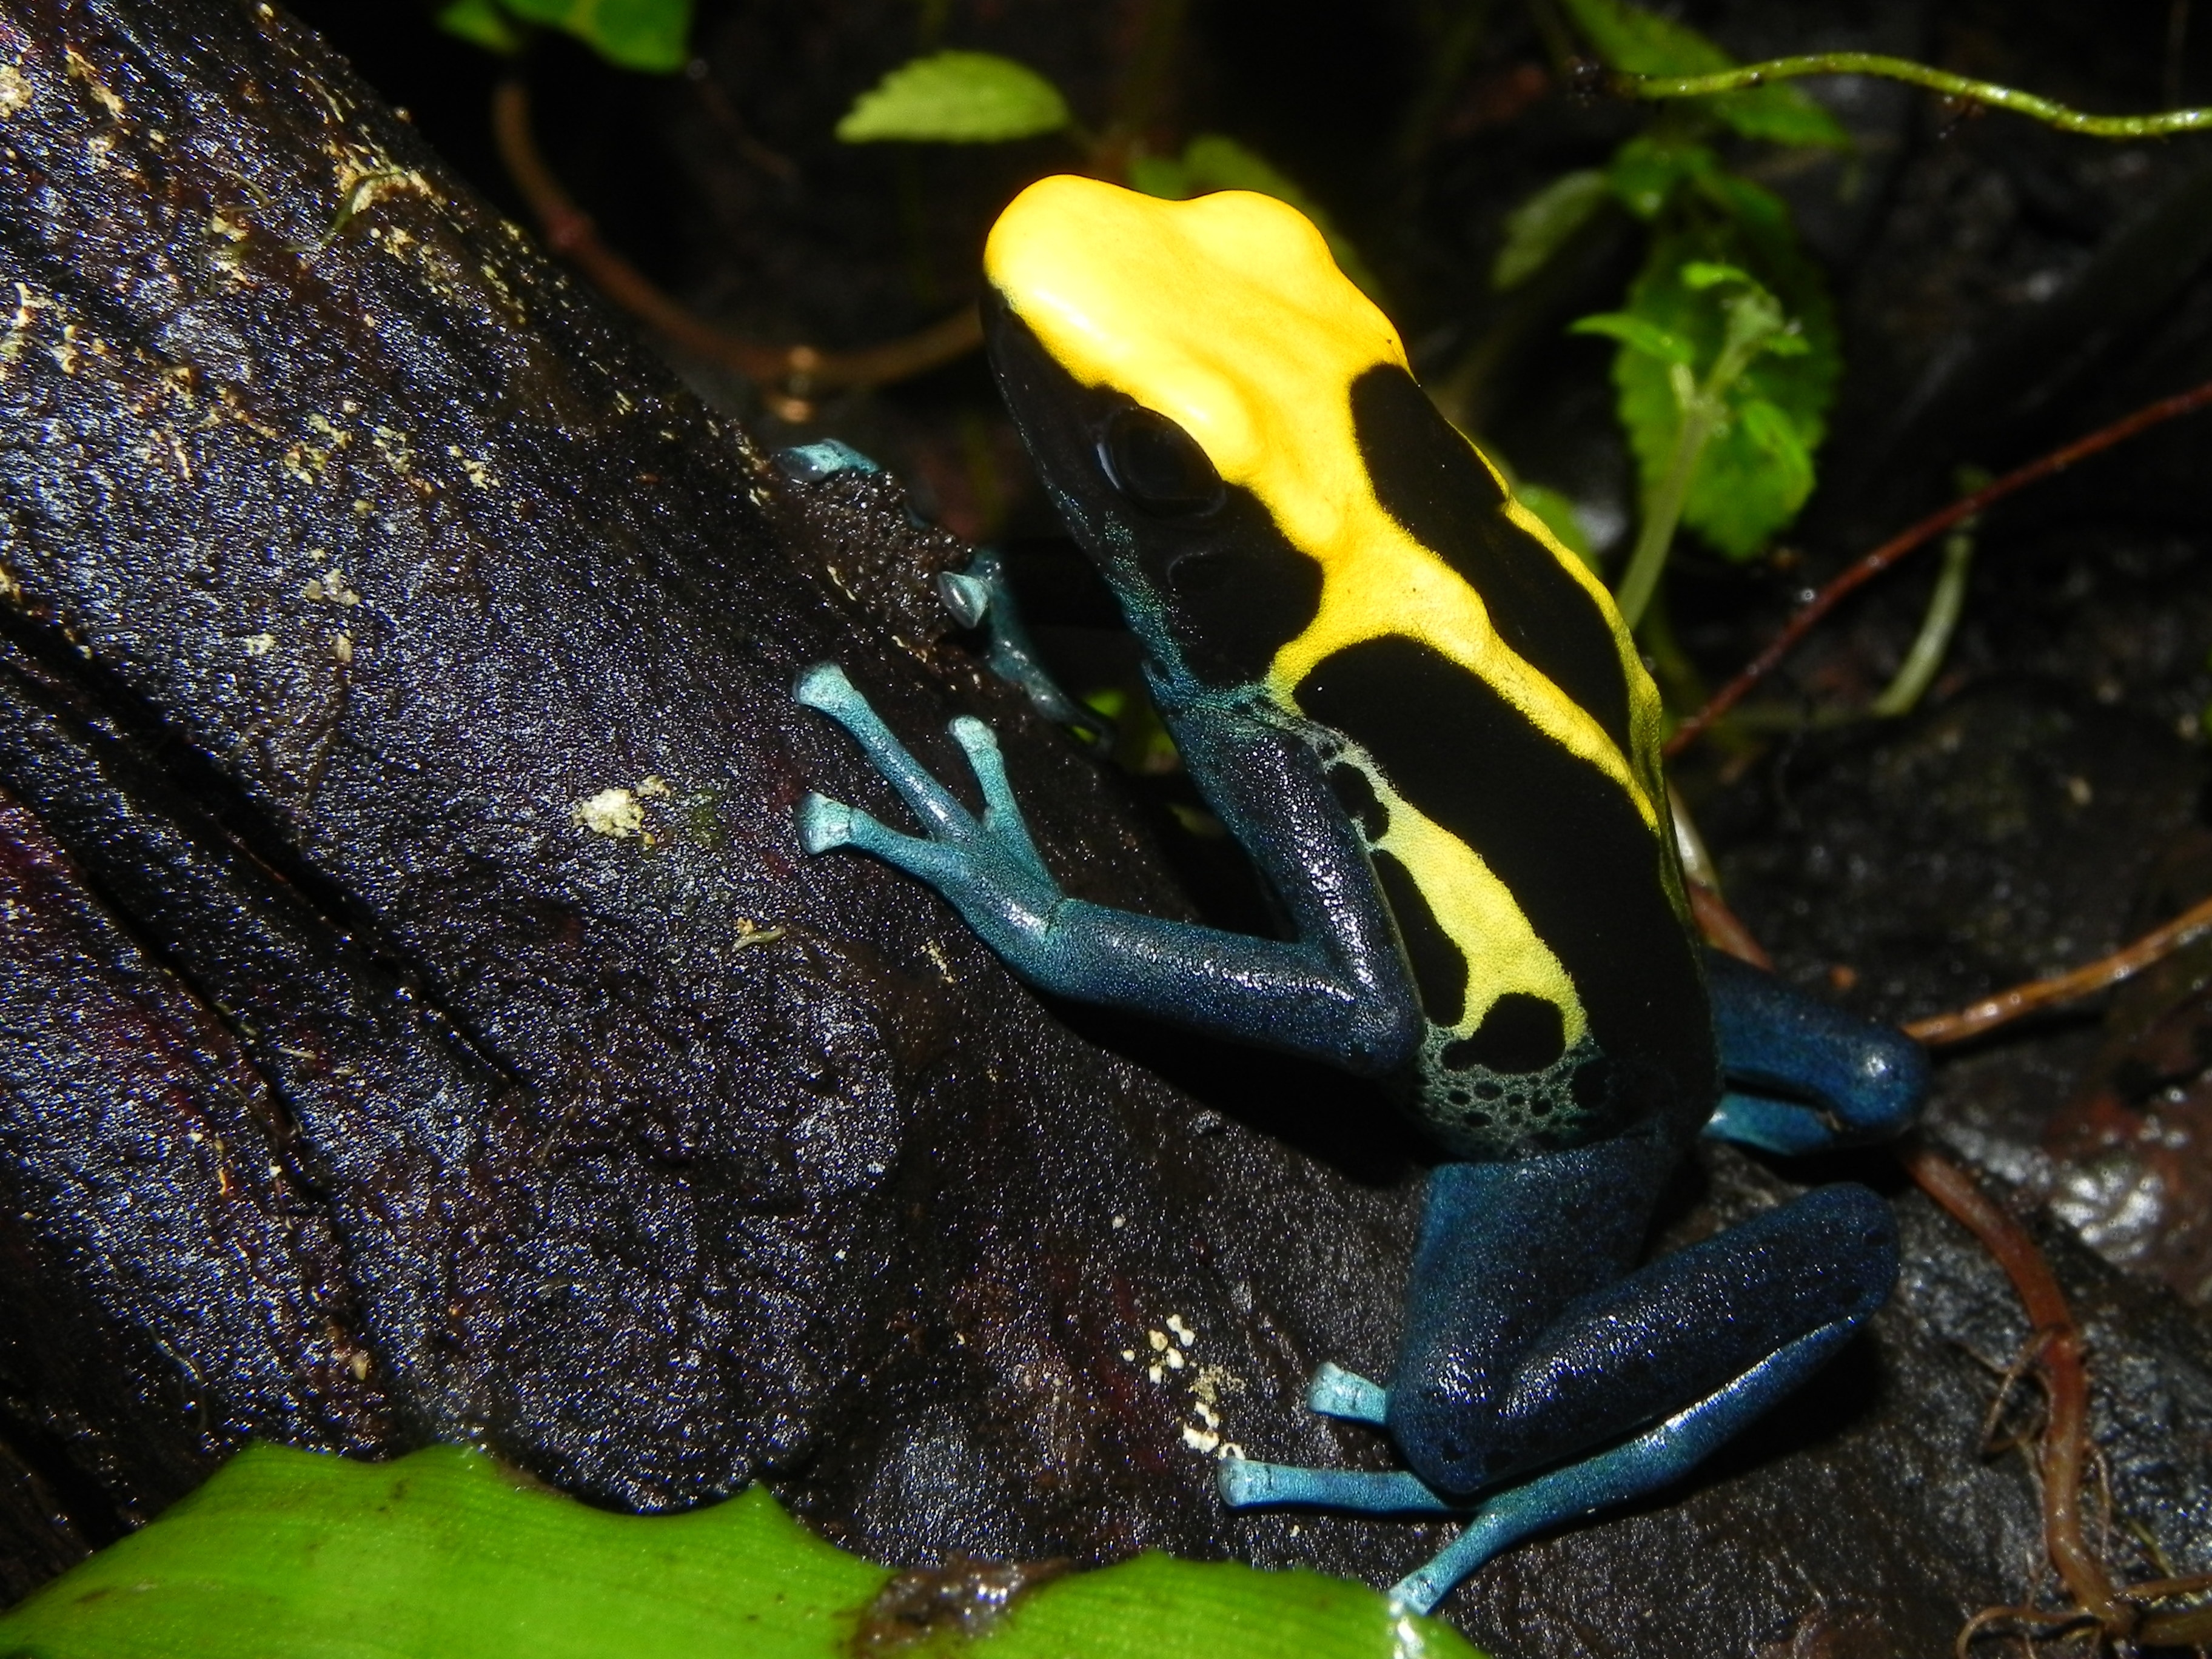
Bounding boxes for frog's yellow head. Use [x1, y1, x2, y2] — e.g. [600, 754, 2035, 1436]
[985, 175, 1407, 551]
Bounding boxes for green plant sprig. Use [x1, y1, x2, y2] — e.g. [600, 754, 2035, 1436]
[1598, 53, 2212, 138]
[1577, 262, 1809, 630]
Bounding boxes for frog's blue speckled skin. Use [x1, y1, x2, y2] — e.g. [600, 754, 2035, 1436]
[781, 248, 1927, 1610]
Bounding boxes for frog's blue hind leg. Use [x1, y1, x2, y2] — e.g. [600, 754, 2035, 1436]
[1224, 1134, 1899, 1613]
[1387, 1313, 1859, 1612]
[940, 547, 1116, 749]
[1700, 950, 1930, 1155]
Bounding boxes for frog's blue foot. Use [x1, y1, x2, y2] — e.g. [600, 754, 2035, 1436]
[1215, 1362, 1435, 1510]
[940, 548, 1115, 749]
[1220, 1312, 1866, 1612]
[1702, 950, 1929, 1155]
[794, 661, 1092, 983]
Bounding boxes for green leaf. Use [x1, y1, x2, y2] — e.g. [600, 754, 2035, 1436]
[0, 1443, 1491, 1659]
[1492, 169, 1610, 290]
[836, 51, 1073, 144]
[1691, 394, 1816, 554]
[1558, 0, 1849, 148]
[1126, 151, 1191, 200]
[1131, 134, 1389, 307]
[497, 0, 691, 73]
[435, 0, 525, 55]
[1603, 226, 1839, 559]
[1680, 259, 1754, 290]
[1570, 310, 1695, 365]
[1604, 135, 1712, 221]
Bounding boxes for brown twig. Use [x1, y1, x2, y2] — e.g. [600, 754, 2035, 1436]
[1666, 377, 2212, 760]
[1904, 894, 2212, 1047]
[490, 81, 982, 411]
[1903, 1144, 2128, 1643]
[1687, 880, 1774, 968]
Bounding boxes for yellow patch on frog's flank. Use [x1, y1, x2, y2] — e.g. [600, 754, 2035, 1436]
[574, 786, 644, 839]
[0, 65, 32, 117]
[1359, 758, 1583, 1045]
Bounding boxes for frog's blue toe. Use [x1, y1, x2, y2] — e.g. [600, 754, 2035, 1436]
[795, 793, 853, 853]
[794, 661, 860, 715]
[1307, 1362, 1390, 1424]
[774, 440, 880, 482]
[1216, 1459, 1454, 1515]
[938, 569, 993, 629]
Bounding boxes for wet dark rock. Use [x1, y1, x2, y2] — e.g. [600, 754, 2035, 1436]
[2, 4, 2211, 1658]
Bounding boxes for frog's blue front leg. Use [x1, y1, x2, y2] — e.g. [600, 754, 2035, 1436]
[939, 547, 1115, 749]
[795, 665, 1423, 1074]
[1700, 951, 1930, 1156]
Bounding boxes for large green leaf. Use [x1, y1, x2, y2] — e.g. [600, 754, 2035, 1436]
[836, 51, 1073, 144]
[1558, 0, 1849, 149]
[0, 1444, 1488, 1659]
[497, 0, 691, 73]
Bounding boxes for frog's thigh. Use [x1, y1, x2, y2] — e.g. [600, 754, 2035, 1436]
[1389, 1168, 1897, 1501]
[1703, 949, 1929, 1153]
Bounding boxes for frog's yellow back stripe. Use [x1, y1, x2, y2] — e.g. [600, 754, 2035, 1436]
[985, 176, 1658, 832]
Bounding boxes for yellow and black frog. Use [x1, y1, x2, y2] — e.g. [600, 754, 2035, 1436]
[791, 176, 1926, 1611]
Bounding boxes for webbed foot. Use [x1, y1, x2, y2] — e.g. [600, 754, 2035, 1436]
[793, 663, 1068, 959]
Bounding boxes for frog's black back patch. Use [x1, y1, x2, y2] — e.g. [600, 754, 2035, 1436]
[1350, 366, 1635, 760]
[1298, 634, 1711, 1120]
[1371, 849, 1467, 1027]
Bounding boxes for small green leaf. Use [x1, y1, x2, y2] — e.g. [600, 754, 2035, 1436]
[1492, 169, 1611, 290]
[1127, 151, 1191, 200]
[836, 51, 1073, 144]
[435, 0, 525, 55]
[1140, 134, 1389, 306]
[1514, 481, 1602, 569]
[1604, 135, 1712, 221]
[1558, 0, 1849, 149]
[498, 0, 691, 73]
[1570, 311, 1695, 365]
[0, 1443, 1492, 1659]
[1680, 260, 1754, 290]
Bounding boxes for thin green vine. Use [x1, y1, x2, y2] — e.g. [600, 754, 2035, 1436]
[1602, 53, 2212, 138]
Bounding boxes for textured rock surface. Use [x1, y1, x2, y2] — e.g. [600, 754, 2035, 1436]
[2, 5, 2210, 1659]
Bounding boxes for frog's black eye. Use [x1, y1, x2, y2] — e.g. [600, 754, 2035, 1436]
[1096, 407, 1224, 517]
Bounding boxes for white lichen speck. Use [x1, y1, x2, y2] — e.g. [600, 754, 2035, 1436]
[574, 786, 644, 839]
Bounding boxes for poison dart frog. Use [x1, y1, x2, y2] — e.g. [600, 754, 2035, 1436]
[789, 175, 1928, 1612]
